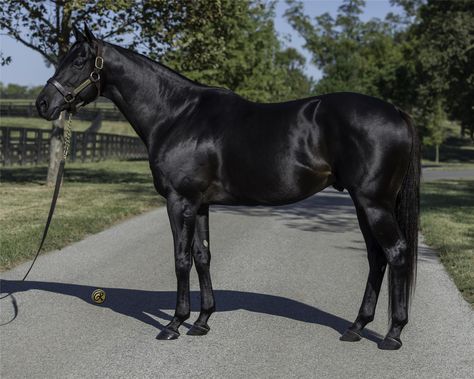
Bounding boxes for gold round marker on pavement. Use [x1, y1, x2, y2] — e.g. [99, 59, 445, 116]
[91, 289, 106, 304]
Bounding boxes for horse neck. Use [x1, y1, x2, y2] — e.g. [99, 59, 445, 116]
[101, 42, 201, 147]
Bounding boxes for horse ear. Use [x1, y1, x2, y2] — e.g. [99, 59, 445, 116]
[72, 25, 86, 42]
[83, 23, 97, 43]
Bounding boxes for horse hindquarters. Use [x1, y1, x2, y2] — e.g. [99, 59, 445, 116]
[341, 111, 420, 350]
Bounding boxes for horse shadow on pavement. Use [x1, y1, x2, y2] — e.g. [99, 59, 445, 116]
[0, 280, 382, 344]
[212, 189, 359, 233]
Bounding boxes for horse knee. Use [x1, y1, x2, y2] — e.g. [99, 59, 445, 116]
[175, 255, 192, 274]
[194, 254, 211, 274]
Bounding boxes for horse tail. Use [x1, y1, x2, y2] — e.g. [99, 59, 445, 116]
[391, 109, 421, 315]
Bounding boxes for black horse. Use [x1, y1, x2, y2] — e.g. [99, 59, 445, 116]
[36, 26, 420, 350]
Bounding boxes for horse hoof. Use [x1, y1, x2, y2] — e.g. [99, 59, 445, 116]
[378, 336, 402, 350]
[156, 328, 180, 340]
[339, 329, 362, 342]
[187, 323, 210, 336]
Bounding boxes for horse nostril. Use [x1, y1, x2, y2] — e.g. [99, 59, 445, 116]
[40, 99, 48, 110]
[37, 98, 49, 114]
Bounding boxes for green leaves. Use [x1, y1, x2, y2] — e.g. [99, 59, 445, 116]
[0, 0, 311, 102]
[285, 0, 474, 145]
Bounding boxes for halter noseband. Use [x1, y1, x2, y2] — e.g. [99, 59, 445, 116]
[47, 41, 104, 110]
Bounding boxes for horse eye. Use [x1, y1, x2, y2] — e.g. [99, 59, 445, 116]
[73, 59, 85, 68]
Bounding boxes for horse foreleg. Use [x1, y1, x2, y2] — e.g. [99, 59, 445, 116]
[188, 204, 216, 336]
[157, 194, 198, 340]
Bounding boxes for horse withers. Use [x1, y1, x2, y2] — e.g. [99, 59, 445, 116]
[36, 25, 420, 350]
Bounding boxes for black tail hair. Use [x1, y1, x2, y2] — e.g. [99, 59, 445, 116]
[391, 109, 421, 317]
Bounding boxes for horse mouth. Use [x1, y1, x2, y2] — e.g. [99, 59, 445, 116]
[38, 106, 62, 121]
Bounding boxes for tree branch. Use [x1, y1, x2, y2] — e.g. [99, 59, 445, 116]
[1, 24, 55, 64]
[16, 0, 55, 31]
[102, 20, 136, 39]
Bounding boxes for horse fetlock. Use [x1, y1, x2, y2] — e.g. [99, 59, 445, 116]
[176, 311, 191, 322]
[357, 313, 374, 326]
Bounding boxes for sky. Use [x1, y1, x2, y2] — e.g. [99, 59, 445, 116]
[0, 0, 402, 87]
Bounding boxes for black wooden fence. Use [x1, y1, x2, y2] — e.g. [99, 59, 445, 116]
[0, 127, 147, 166]
[0, 102, 125, 121]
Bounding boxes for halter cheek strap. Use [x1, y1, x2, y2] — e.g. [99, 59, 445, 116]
[48, 41, 104, 108]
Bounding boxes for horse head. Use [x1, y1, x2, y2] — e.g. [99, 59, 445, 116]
[36, 24, 103, 120]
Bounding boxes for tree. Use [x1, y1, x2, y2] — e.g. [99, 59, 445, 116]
[407, 0, 474, 140]
[159, 0, 312, 102]
[0, 0, 240, 183]
[415, 98, 449, 163]
[285, 0, 405, 99]
[0, 1, 143, 184]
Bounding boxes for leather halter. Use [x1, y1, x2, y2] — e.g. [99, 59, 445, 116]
[47, 41, 104, 110]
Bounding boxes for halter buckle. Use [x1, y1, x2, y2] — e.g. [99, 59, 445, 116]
[64, 93, 75, 103]
[90, 71, 100, 83]
[95, 56, 104, 70]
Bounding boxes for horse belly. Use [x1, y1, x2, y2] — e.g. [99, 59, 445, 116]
[219, 163, 333, 206]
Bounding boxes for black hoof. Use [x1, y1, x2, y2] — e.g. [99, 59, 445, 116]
[187, 323, 210, 336]
[156, 328, 180, 340]
[340, 329, 362, 342]
[378, 336, 402, 350]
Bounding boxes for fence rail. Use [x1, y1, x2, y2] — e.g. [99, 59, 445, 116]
[0, 102, 125, 121]
[1, 127, 147, 166]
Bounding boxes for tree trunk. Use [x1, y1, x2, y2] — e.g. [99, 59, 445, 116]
[435, 143, 440, 164]
[46, 111, 65, 185]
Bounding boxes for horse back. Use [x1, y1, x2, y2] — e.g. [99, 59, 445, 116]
[153, 91, 411, 205]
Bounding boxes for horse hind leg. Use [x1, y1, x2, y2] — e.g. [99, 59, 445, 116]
[340, 198, 387, 342]
[349, 193, 410, 350]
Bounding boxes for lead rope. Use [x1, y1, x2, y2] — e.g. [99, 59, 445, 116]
[0, 113, 72, 304]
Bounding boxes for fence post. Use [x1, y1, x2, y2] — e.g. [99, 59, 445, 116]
[1, 127, 10, 166]
[19, 128, 26, 165]
[36, 129, 42, 164]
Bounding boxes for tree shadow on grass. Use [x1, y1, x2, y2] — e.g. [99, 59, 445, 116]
[0, 279, 382, 344]
[0, 164, 152, 185]
[421, 180, 474, 209]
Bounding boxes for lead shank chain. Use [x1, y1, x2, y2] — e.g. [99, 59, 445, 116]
[63, 113, 72, 160]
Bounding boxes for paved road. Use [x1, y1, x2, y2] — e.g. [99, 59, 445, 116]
[422, 168, 474, 182]
[1, 188, 473, 378]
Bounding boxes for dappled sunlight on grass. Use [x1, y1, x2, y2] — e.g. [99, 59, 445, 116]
[0, 161, 162, 270]
[421, 180, 474, 305]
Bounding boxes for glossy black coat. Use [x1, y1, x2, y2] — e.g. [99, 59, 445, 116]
[37, 28, 420, 350]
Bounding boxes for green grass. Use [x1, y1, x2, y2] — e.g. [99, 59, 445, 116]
[0, 160, 162, 270]
[421, 180, 474, 305]
[0, 116, 136, 136]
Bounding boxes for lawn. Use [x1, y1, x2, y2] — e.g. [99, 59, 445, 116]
[421, 180, 474, 305]
[0, 98, 117, 109]
[0, 116, 136, 136]
[0, 160, 162, 270]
